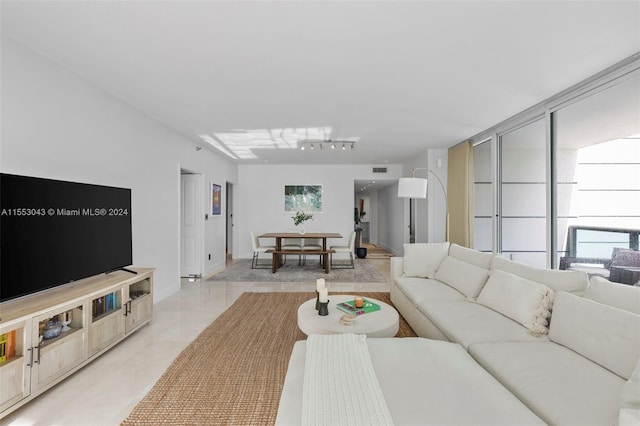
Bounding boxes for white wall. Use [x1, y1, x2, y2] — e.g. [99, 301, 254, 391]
[1, 36, 237, 302]
[426, 149, 449, 243]
[376, 182, 405, 255]
[236, 164, 402, 257]
[402, 149, 449, 245]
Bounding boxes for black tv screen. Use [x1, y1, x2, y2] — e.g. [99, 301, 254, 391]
[1, 173, 132, 302]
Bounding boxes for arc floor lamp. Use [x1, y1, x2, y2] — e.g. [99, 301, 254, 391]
[397, 168, 450, 241]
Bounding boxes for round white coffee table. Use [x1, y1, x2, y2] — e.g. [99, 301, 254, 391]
[297, 295, 399, 338]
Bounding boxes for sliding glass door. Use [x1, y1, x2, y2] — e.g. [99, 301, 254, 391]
[498, 118, 547, 267]
[473, 140, 493, 252]
[552, 73, 640, 268]
[466, 59, 638, 268]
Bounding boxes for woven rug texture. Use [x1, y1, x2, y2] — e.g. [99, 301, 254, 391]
[207, 258, 387, 283]
[121, 292, 416, 425]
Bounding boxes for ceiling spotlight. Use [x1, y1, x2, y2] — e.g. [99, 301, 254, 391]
[299, 140, 356, 152]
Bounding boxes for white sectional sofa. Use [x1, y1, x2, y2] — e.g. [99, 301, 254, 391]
[390, 242, 640, 426]
[276, 243, 640, 426]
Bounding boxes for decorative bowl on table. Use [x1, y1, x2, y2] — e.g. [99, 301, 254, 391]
[340, 314, 356, 326]
[43, 320, 63, 339]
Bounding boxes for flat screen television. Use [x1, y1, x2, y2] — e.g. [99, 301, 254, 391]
[1, 173, 133, 302]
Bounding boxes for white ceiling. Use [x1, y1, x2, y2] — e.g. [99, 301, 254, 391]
[1, 1, 638, 165]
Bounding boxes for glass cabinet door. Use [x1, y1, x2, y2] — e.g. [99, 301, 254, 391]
[31, 303, 86, 392]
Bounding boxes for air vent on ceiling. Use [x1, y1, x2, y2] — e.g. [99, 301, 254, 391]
[372, 167, 388, 173]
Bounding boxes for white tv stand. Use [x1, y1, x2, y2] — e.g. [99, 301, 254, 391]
[0, 268, 154, 418]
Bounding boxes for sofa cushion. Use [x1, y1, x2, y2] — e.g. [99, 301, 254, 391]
[585, 275, 640, 314]
[619, 409, 640, 426]
[277, 338, 546, 426]
[393, 276, 465, 306]
[434, 256, 490, 298]
[468, 341, 626, 426]
[366, 338, 545, 426]
[449, 243, 493, 268]
[620, 358, 640, 413]
[476, 269, 554, 335]
[402, 242, 449, 278]
[417, 300, 547, 350]
[549, 291, 640, 380]
[619, 359, 640, 426]
[491, 255, 589, 294]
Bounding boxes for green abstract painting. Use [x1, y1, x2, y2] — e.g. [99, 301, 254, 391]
[284, 185, 322, 212]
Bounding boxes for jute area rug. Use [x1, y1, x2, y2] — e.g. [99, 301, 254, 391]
[122, 292, 416, 425]
[207, 258, 387, 283]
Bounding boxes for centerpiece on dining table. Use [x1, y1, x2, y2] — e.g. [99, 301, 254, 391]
[292, 211, 313, 234]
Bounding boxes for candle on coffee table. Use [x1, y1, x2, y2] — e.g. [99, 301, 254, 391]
[354, 296, 364, 308]
[316, 278, 325, 292]
[319, 288, 328, 303]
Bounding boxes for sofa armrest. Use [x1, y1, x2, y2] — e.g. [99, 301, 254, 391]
[390, 257, 404, 280]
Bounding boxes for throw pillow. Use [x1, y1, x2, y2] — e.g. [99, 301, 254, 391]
[549, 291, 640, 380]
[449, 243, 494, 268]
[434, 256, 490, 298]
[402, 242, 450, 278]
[491, 255, 589, 294]
[585, 276, 640, 314]
[611, 249, 640, 267]
[476, 269, 554, 336]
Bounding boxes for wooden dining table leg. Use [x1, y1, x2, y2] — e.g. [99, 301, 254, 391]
[321, 238, 328, 271]
[275, 237, 282, 270]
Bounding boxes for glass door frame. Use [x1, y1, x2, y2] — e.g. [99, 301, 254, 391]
[467, 56, 639, 268]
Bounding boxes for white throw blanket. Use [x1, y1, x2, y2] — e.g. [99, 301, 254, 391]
[301, 333, 394, 426]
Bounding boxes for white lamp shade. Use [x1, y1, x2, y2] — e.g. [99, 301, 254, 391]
[397, 177, 428, 199]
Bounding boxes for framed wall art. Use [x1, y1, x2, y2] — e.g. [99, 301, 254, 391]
[284, 185, 323, 213]
[211, 183, 222, 216]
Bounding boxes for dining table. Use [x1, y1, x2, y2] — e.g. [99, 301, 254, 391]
[258, 232, 343, 273]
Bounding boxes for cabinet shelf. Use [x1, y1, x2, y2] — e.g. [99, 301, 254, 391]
[91, 308, 122, 323]
[0, 354, 23, 368]
[39, 327, 82, 350]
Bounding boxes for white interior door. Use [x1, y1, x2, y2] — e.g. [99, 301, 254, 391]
[226, 182, 234, 258]
[180, 173, 203, 277]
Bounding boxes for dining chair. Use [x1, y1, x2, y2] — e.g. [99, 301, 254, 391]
[302, 238, 323, 265]
[250, 232, 275, 269]
[282, 230, 303, 265]
[330, 231, 356, 269]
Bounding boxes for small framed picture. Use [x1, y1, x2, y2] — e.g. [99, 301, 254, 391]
[211, 183, 222, 216]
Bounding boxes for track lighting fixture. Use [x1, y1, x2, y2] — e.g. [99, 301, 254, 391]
[299, 140, 356, 151]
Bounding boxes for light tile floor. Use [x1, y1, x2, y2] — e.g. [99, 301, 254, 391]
[1, 257, 392, 426]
